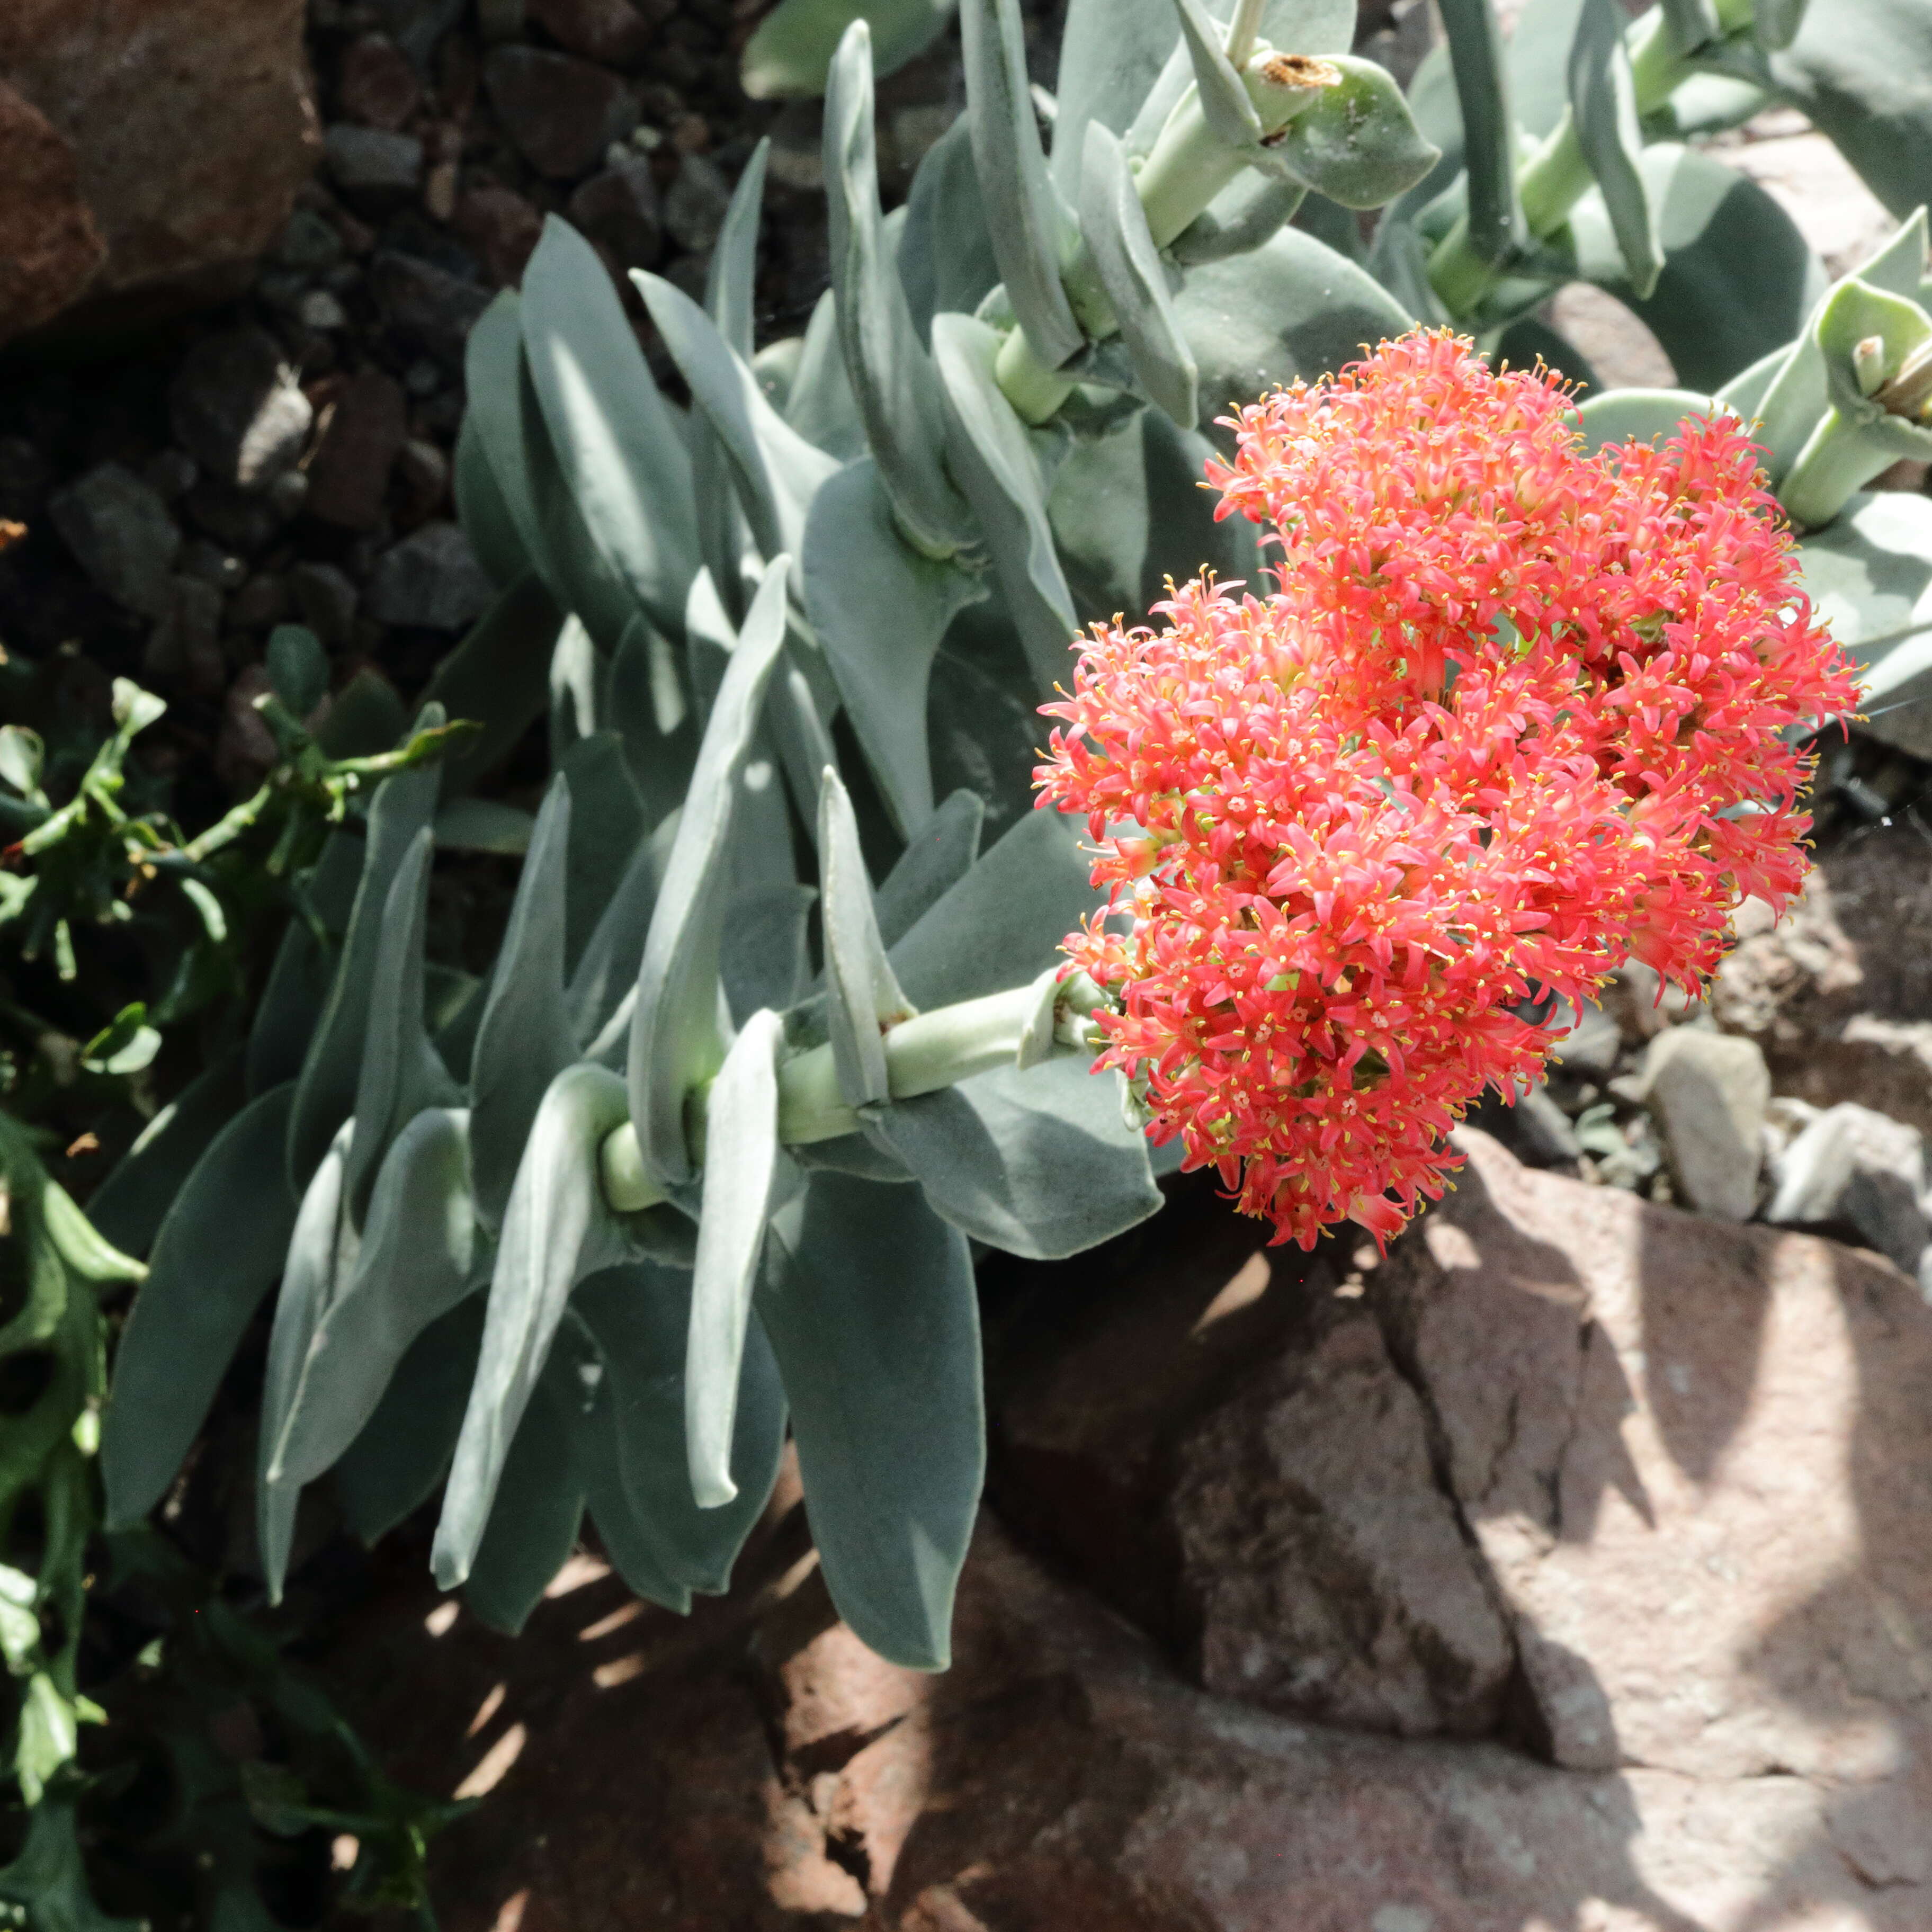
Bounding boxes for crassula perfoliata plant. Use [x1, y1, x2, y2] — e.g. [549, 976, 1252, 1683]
[85, 0, 1929, 1700]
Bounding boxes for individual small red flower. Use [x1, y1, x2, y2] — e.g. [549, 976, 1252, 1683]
[1035, 330, 1857, 1251]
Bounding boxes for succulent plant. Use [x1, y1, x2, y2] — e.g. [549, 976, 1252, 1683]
[91, 0, 1932, 1692]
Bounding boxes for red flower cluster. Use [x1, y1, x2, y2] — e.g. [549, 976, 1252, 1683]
[1035, 330, 1856, 1250]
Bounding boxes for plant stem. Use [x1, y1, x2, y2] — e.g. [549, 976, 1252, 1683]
[600, 974, 1107, 1213]
[1778, 407, 1897, 529]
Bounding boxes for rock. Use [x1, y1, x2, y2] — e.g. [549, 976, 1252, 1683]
[1636, 1027, 1769, 1220]
[297, 288, 350, 333]
[338, 32, 421, 131]
[305, 370, 408, 531]
[450, 183, 544, 287]
[1550, 999, 1622, 1078]
[1169, 1309, 1516, 1737]
[1767, 1102, 1930, 1273]
[393, 437, 451, 530]
[663, 152, 731, 253]
[0, 0, 319, 343]
[331, 1506, 1932, 1930]
[142, 574, 225, 697]
[1711, 832, 1932, 1140]
[272, 206, 347, 273]
[167, 328, 312, 494]
[1548, 280, 1675, 388]
[324, 123, 424, 203]
[138, 450, 198, 506]
[214, 665, 279, 788]
[363, 520, 491, 630]
[1720, 120, 1894, 280]
[48, 462, 181, 619]
[567, 156, 663, 271]
[183, 476, 285, 556]
[1375, 1131, 1932, 1785]
[483, 47, 639, 181]
[227, 571, 290, 633]
[290, 560, 359, 649]
[524, 0, 668, 65]
[368, 250, 490, 367]
[178, 540, 247, 592]
[0, 77, 105, 341]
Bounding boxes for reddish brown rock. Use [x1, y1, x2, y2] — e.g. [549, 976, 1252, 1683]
[0, 0, 319, 343]
[1375, 1132, 1932, 1790]
[337, 32, 420, 131]
[567, 156, 663, 272]
[524, 0, 669, 66]
[0, 78, 105, 339]
[483, 46, 639, 181]
[451, 183, 545, 287]
[304, 370, 408, 532]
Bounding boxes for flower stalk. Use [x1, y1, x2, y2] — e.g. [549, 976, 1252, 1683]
[599, 971, 1111, 1214]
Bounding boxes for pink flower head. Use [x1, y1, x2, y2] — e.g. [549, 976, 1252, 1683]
[1034, 330, 1856, 1251]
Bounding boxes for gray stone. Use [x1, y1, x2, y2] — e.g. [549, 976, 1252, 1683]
[323, 123, 423, 199]
[138, 449, 197, 504]
[296, 288, 348, 332]
[142, 574, 225, 696]
[1767, 1101, 1930, 1272]
[363, 520, 490, 630]
[167, 327, 311, 492]
[1638, 1027, 1769, 1221]
[178, 539, 246, 591]
[290, 561, 358, 649]
[1551, 999, 1622, 1077]
[183, 475, 285, 555]
[663, 152, 732, 253]
[271, 206, 346, 273]
[48, 461, 180, 618]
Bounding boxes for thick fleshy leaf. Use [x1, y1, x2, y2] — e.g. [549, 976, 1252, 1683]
[342, 829, 462, 1228]
[1568, 0, 1662, 298]
[741, 0, 956, 97]
[470, 778, 577, 1230]
[335, 1297, 485, 1544]
[888, 805, 1102, 1009]
[575, 1266, 786, 1602]
[960, 0, 1084, 369]
[897, 120, 1002, 341]
[522, 218, 696, 632]
[1576, 386, 1728, 451]
[567, 810, 681, 1054]
[636, 272, 841, 574]
[1262, 56, 1439, 210]
[1763, 0, 1932, 218]
[259, 1119, 355, 1596]
[101, 1084, 299, 1529]
[628, 562, 792, 1190]
[1797, 490, 1932, 759]
[865, 1056, 1160, 1258]
[929, 312, 1078, 694]
[1170, 0, 1263, 150]
[559, 732, 649, 974]
[246, 834, 362, 1099]
[685, 1008, 789, 1507]
[85, 1052, 245, 1260]
[463, 293, 638, 647]
[268, 1108, 477, 1506]
[433, 1063, 636, 1588]
[757, 1173, 982, 1669]
[875, 790, 983, 945]
[417, 573, 565, 798]
[803, 461, 987, 835]
[1170, 174, 1309, 267]
[1079, 121, 1198, 427]
[1568, 141, 1824, 392]
[463, 1334, 591, 1635]
[1048, 0, 1177, 193]
[1174, 223, 1412, 433]
[287, 747, 443, 1189]
[723, 883, 820, 1025]
[453, 407, 529, 589]
[825, 25, 971, 553]
[1049, 403, 1263, 629]
[818, 769, 910, 1108]
[783, 291, 867, 457]
[1439, 0, 1526, 265]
